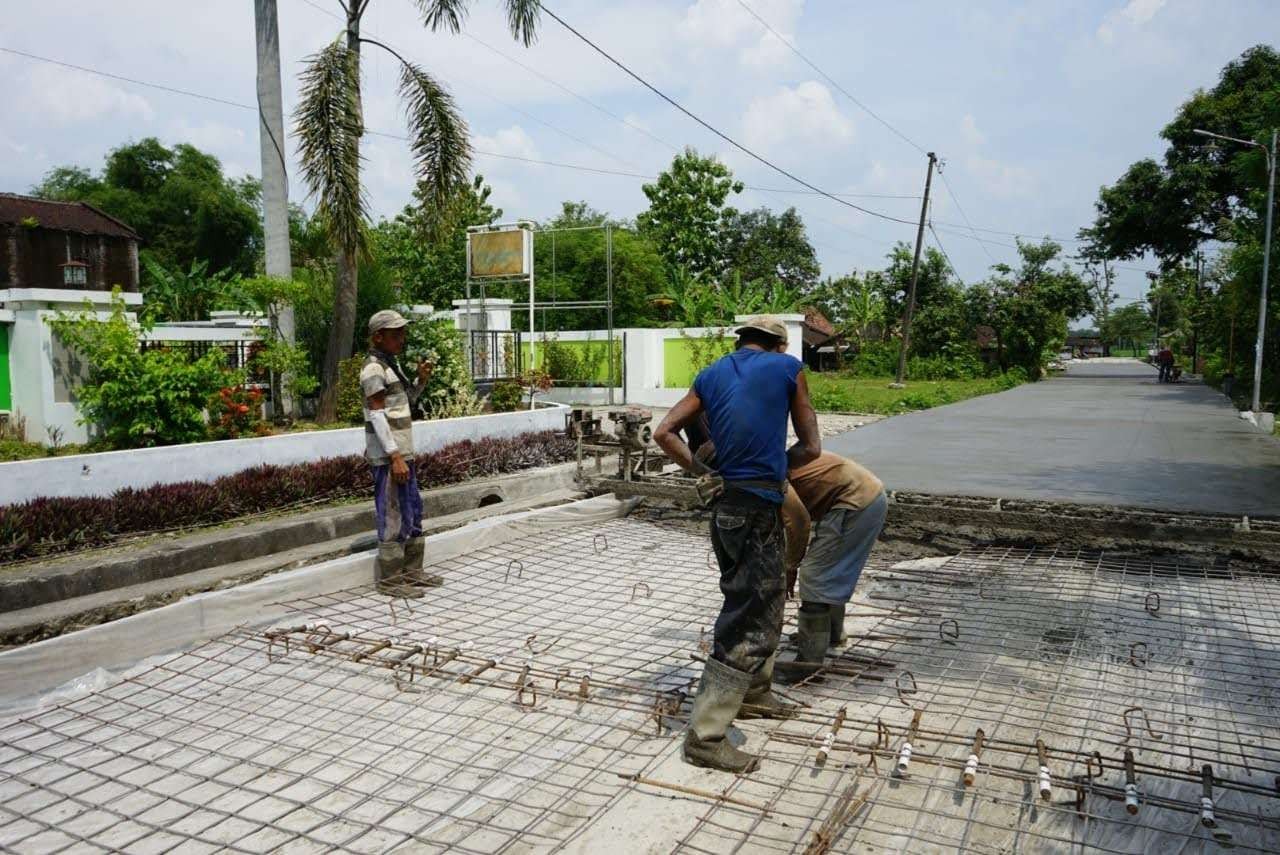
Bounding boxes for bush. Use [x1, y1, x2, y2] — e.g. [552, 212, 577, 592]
[846, 341, 900, 376]
[0, 430, 576, 563]
[336, 355, 366, 424]
[489, 381, 524, 413]
[207, 385, 266, 440]
[403, 316, 480, 418]
[48, 292, 234, 448]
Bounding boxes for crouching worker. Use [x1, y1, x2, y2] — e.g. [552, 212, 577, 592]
[655, 316, 821, 774]
[361, 310, 441, 598]
[786, 452, 887, 667]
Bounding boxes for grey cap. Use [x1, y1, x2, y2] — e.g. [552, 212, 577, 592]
[734, 315, 788, 345]
[368, 309, 409, 335]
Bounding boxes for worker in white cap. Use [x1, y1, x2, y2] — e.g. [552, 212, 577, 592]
[362, 309, 439, 598]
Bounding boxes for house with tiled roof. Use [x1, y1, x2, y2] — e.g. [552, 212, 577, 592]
[1, 194, 143, 439]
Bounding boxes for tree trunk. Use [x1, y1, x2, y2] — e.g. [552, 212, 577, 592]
[316, 7, 363, 423]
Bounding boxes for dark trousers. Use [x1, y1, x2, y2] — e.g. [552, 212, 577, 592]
[709, 492, 786, 675]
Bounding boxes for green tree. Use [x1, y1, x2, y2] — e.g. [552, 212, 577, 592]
[967, 240, 1093, 379]
[1101, 303, 1152, 351]
[374, 174, 503, 312]
[294, 0, 541, 423]
[637, 147, 743, 278]
[33, 139, 263, 279]
[139, 256, 241, 323]
[530, 202, 667, 330]
[813, 272, 885, 350]
[720, 206, 820, 293]
[1085, 46, 1280, 263]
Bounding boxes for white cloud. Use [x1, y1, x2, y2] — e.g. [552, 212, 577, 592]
[965, 155, 1035, 199]
[473, 125, 540, 163]
[681, 0, 803, 67]
[24, 64, 154, 125]
[742, 81, 853, 153]
[960, 114, 986, 147]
[1097, 0, 1167, 43]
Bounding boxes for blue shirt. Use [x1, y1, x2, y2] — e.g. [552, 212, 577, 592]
[693, 348, 802, 503]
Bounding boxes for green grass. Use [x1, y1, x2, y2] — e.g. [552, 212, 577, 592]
[807, 372, 1025, 415]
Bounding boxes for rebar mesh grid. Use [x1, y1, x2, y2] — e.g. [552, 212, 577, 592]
[1, 508, 1277, 854]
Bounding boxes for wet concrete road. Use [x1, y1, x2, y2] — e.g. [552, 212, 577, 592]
[823, 359, 1280, 516]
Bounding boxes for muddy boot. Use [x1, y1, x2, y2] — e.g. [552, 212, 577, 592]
[740, 654, 797, 720]
[829, 603, 847, 647]
[402, 537, 443, 588]
[682, 658, 760, 773]
[796, 603, 831, 664]
[376, 542, 424, 599]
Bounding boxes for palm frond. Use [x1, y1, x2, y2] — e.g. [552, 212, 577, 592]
[413, 0, 468, 34]
[294, 40, 367, 252]
[398, 61, 472, 216]
[504, 0, 540, 46]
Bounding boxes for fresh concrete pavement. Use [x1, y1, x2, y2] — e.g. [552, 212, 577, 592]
[824, 358, 1280, 516]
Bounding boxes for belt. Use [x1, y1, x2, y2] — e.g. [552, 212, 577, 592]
[696, 476, 788, 506]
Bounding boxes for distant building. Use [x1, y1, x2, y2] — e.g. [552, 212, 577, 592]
[1065, 335, 1105, 358]
[1, 194, 142, 439]
[801, 307, 845, 371]
[0, 193, 140, 292]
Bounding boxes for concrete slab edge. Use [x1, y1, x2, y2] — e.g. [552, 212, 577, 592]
[0, 494, 636, 709]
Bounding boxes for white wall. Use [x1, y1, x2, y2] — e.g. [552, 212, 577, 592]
[0, 403, 569, 505]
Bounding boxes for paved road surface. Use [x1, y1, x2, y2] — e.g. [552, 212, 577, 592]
[823, 359, 1280, 516]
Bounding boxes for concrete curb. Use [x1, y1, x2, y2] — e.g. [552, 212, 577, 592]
[0, 462, 583, 613]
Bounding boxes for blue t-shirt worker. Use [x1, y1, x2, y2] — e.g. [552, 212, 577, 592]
[654, 315, 821, 774]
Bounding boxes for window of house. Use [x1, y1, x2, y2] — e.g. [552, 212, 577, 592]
[62, 261, 88, 286]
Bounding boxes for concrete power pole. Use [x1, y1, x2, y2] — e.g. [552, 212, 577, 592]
[255, 0, 295, 417]
[893, 151, 937, 387]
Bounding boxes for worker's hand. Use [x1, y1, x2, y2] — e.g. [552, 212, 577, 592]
[390, 453, 410, 485]
[417, 360, 435, 383]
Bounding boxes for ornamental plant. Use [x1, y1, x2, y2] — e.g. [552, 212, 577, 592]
[48, 291, 233, 448]
[207, 385, 265, 440]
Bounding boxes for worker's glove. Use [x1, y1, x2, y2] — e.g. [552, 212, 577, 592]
[694, 473, 724, 507]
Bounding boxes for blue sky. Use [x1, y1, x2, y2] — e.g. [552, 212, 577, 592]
[2, 0, 1275, 309]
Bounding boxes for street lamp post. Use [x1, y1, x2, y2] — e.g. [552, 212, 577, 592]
[1194, 128, 1277, 414]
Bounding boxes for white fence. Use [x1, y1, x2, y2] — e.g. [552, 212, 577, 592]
[0, 404, 569, 505]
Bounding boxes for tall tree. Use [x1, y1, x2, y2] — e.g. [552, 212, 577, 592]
[637, 147, 743, 279]
[374, 174, 503, 312]
[967, 240, 1093, 379]
[33, 139, 262, 277]
[720, 206, 820, 293]
[295, 0, 540, 422]
[1086, 45, 1280, 264]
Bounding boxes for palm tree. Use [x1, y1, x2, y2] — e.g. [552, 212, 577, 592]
[296, 0, 540, 422]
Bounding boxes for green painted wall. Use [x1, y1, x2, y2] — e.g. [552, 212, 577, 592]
[662, 336, 733, 387]
[0, 325, 10, 412]
[522, 339, 622, 385]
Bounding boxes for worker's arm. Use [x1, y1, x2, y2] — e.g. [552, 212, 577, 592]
[780, 487, 811, 598]
[654, 389, 705, 474]
[367, 391, 411, 485]
[786, 371, 821, 469]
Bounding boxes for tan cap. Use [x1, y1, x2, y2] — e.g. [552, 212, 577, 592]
[368, 309, 409, 334]
[734, 315, 788, 344]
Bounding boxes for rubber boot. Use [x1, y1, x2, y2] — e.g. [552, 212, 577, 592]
[740, 654, 797, 720]
[376, 542, 424, 599]
[402, 537, 443, 588]
[795, 604, 831, 665]
[682, 658, 760, 773]
[828, 604, 847, 647]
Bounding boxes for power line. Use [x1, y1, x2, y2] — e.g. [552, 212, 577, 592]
[937, 169, 998, 265]
[537, 3, 919, 228]
[732, 0, 927, 157]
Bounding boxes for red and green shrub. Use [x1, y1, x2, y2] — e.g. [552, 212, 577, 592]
[207, 385, 265, 440]
[0, 430, 575, 562]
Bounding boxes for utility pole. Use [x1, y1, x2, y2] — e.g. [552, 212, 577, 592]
[893, 151, 937, 387]
[255, 0, 295, 416]
[1192, 250, 1202, 374]
[1253, 128, 1276, 414]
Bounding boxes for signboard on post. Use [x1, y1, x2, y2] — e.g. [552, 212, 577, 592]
[467, 227, 531, 279]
